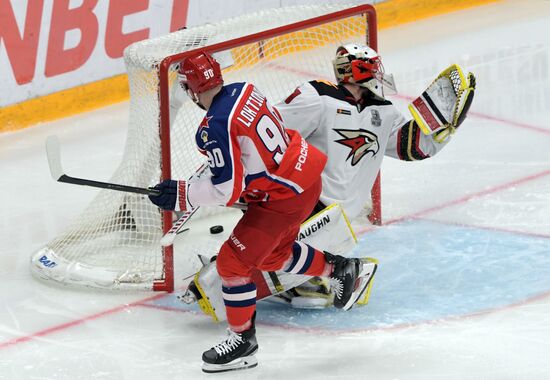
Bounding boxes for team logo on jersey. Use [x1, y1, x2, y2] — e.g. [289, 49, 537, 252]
[334, 128, 380, 166]
[371, 109, 382, 127]
[199, 116, 212, 130]
[199, 116, 212, 143]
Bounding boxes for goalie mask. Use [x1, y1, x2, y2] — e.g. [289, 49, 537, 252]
[177, 52, 223, 107]
[333, 44, 397, 99]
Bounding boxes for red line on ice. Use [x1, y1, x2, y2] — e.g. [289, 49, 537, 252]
[356, 167, 550, 235]
[0, 293, 167, 350]
[418, 217, 550, 240]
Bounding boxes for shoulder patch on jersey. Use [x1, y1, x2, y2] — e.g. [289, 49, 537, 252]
[199, 116, 213, 130]
[337, 109, 352, 115]
[370, 109, 382, 126]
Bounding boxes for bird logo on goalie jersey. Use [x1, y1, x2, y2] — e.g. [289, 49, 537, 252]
[334, 128, 380, 166]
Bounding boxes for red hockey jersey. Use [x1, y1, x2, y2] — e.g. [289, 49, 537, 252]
[186, 82, 326, 208]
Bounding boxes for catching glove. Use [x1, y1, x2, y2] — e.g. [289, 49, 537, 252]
[408, 64, 476, 142]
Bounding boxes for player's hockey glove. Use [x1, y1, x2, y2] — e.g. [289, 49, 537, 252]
[408, 64, 476, 142]
[148, 179, 189, 212]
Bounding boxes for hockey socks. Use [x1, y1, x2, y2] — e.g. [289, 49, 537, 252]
[222, 282, 257, 332]
[283, 241, 331, 277]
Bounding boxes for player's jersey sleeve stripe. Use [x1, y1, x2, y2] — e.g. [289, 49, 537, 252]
[268, 172, 303, 193]
[244, 171, 303, 194]
[409, 121, 429, 160]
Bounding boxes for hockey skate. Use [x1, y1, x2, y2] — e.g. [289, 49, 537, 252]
[177, 280, 201, 304]
[272, 277, 333, 309]
[274, 258, 377, 309]
[326, 253, 378, 310]
[202, 324, 258, 373]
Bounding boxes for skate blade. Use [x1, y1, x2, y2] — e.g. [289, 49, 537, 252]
[342, 262, 378, 311]
[177, 290, 197, 304]
[202, 354, 258, 373]
[291, 296, 331, 309]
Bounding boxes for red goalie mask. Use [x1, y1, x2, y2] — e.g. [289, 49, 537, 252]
[333, 44, 396, 99]
[177, 52, 223, 98]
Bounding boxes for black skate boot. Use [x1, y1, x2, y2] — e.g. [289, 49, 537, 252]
[202, 318, 258, 373]
[325, 252, 375, 310]
[177, 280, 202, 304]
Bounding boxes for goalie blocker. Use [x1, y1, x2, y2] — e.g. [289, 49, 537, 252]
[179, 204, 378, 322]
[408, 64, 476, 143]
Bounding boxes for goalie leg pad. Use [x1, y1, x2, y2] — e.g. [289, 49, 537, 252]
[191, 262, 226, 322]
[353, 257, 378, 306]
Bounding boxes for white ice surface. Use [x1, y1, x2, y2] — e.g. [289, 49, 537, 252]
[1, 1, 550, 379]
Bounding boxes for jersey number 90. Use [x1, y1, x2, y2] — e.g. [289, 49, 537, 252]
[207, 147, 225, 168]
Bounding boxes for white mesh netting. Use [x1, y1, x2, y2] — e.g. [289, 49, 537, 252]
[30, 4, 374, 290]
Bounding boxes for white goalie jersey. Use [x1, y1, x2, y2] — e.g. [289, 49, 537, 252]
[276, 80, 449, 219]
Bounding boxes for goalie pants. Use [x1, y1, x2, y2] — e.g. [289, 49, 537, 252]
[216, 178, 329, 331]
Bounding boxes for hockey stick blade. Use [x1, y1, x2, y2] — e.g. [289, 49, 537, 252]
[160, 207, 201, 246]
[45, 135, 160, 196]
[160, 202, 248, 247]
[45, 135, 64, 181]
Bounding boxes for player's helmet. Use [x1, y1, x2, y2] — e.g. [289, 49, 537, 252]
[177, 52, 223, 104]
[333, 44, 396, 99]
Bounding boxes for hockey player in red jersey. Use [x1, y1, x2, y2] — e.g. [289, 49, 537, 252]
[148, 51, 374, 373]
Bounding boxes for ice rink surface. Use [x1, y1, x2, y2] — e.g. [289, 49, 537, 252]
[1, 1, 550, 378]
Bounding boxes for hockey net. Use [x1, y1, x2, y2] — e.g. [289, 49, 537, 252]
[30, 4, 379, 291]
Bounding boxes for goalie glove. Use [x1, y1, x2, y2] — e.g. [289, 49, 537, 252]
[408, 64, 476, 143]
